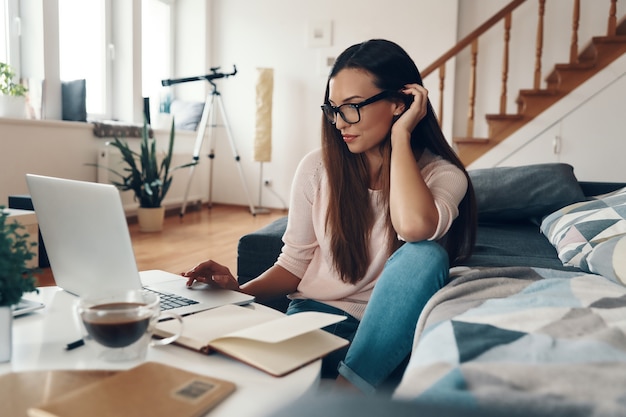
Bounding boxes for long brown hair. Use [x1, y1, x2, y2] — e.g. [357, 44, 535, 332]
[322, 39, 476, 284]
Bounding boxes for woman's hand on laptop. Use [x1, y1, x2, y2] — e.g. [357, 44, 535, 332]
[182, 260, 241, 291]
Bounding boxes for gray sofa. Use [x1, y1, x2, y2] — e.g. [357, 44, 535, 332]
[242, 162, 626, 416]
[237, 163, 626, 312]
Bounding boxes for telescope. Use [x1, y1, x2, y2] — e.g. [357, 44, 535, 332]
[161, 65, 237, 86]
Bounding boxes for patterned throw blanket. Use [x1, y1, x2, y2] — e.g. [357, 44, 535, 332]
[394, 266, 626, 417]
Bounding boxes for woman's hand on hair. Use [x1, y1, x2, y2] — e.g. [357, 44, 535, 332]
[391, 83, 429, 138]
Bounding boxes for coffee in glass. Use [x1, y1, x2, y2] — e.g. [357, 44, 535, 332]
[77, 290, 182, 362]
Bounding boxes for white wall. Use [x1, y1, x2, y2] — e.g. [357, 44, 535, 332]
[0, 118, 206, 211]
[1, 1, 625, 210]
[204, 0, 458, 208]
[172, 0, 211, 102]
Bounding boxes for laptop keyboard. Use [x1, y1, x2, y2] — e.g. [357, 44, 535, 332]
[142, 288, 199, 311]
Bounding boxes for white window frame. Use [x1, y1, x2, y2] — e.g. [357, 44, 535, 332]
[5, 0, 179, 124]
[2, 0, 21, 73]
[141, 0, 175, 123]
[58, 0, 110, 120]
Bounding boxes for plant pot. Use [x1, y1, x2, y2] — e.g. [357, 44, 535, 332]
[0, 95, 26, 118]
[137, 206, 165, 232]
[0, 306, 12, 362]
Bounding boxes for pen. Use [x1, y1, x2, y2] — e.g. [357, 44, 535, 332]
[66, 339, 85, 350]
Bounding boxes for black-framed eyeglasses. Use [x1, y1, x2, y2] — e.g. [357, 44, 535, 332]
[321, 90, 393, 125]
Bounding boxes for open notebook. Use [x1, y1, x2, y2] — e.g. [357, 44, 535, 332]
[155, 304, 349, 377]
[25, 174, 254, 316]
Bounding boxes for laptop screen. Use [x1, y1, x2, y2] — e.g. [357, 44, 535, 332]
[26, 174, 143, 296]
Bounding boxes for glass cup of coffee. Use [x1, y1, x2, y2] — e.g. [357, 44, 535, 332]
[76, 289, 183, 362]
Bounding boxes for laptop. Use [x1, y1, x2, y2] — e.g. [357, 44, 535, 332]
[25, 174, 254, 316]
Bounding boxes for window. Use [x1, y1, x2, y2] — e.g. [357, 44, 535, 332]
[1, 0, 7, 63]
[142, 0, 173, 120]
[1, 0, 20, 69]
[6, 0, 179, 123]
[58, 0, 107, 118]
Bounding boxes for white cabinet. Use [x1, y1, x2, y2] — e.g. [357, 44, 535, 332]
[557, 75, 626, 182]
[499, 123, 560, 167]
[486, 73, 626, 182]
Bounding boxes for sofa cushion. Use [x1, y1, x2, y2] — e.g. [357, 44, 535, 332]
[541, 186, 626, 284]
[462, 222, 572, 270]
[61, 79, 87, 122]
[469, 163, 586, 223]
[170, 100, 205, 131]
[237, 216, 289, 312]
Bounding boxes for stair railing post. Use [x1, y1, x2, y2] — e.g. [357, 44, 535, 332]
[466, 39, 479, 138]
[437, 64, 446, 127]
[500, 12, 512, 114]
[534, 0, 546, 89]
[570, 0, 580, 64]
[607, 0, 617, 36]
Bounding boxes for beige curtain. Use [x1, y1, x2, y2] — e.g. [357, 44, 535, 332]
[254, 68, 273, 163]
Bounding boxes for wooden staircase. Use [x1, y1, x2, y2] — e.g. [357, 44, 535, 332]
[423, 0, 626, 166]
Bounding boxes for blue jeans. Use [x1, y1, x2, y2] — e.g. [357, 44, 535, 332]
[287, 298, 360, 378]
[288, 241, 449, 394]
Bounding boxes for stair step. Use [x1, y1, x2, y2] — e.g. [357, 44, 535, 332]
[583, 36, 626, 62]
[517, 89, 557, 97]
[592, 35, 626, 44]
[515, 89, 562, 115]
[453, 138, 492, 166]
[484, 114, 525, 138]
[546, 60, 599, 90]
[484, 114, 525, 122]
[590, 36, 626, 61]
[553, 61, 596, 71]
[545, 35, 626, 89]
[549, 39, 626, 92]
[452, 137, 490, 144]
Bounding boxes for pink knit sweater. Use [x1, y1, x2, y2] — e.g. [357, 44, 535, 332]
[275, 148, 467, 319]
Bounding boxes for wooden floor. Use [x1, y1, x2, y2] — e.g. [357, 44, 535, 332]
[35, 204, 288, 287]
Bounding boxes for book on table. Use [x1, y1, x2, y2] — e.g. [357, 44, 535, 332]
[2, 369, 117, 417]
[154, 303, 349, 377]
[25, 362, 235, 417]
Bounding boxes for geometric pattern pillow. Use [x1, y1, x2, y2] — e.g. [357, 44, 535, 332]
[586, 234, 626, 285]
[541, 186, 626, 282]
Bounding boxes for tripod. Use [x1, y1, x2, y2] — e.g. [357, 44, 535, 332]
[162, 67, 257, 217]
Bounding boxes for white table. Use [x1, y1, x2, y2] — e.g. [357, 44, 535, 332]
[1, 287, 321, 417]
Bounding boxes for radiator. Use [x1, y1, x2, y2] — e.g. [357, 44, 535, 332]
[96, 143, 205, 212]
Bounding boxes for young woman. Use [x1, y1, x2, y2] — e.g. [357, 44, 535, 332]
[183, 39, 476, 394]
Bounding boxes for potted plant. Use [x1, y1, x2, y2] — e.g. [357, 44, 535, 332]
[104, 118, 196, 232]
[0, 62, 28, 118]
[0, 207, 38, 362]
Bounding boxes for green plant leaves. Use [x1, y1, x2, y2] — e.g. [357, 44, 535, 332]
[0, 208, 38, 307]
[102, 118, 196, 208]
[0, 62, 28, 97]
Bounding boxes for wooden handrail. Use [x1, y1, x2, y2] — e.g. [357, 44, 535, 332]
[421, 0, 527, 78]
